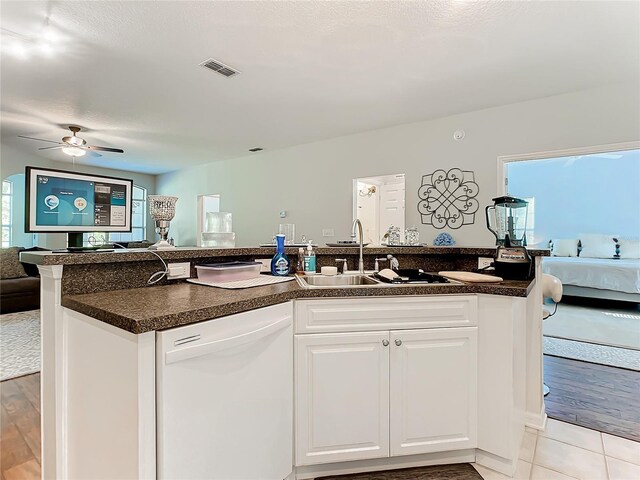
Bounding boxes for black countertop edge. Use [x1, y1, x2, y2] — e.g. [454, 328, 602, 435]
[61, 278, 536, 334]
[23, 246, 550, 266]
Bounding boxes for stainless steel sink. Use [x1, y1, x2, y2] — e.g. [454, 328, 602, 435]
[296, 274, 382, 288]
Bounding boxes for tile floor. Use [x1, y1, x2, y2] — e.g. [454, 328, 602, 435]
[472, 419, 640, 480]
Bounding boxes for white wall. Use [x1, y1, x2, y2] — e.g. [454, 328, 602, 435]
[0, 144, 157, 248]
[507, 149, 640, 242]
[154, 82, 638, 247]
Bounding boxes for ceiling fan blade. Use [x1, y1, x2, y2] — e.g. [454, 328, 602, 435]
[38, 145, 65, 150]
[18, 135, 61, 144]
[85, 145, 124, 153]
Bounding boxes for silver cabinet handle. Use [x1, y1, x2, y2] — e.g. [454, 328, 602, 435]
[382, 339, 389, 347]
[395, 339, 402, 346]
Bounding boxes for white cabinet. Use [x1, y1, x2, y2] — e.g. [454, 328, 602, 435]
[295, 332, 390, 466]
[389, 328, 477, 456]
[295, 298, 478, 467]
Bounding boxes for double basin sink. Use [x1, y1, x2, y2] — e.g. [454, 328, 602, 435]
[297, 274, 381, 288]
[296, 273, 459, 289]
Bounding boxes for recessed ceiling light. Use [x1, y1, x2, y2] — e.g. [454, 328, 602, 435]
[249, 148, 263, 152]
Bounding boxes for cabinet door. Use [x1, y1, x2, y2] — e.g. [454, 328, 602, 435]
[295, 332, 390, 466]
[390, 327, 477, 456]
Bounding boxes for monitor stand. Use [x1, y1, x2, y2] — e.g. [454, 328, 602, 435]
[65, 233, 106, 252]
[67, 233, 84, 248]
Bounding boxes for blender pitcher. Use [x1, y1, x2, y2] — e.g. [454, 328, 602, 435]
[485, 196, 529, 246]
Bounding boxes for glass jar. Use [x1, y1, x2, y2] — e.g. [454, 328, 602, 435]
[385, 225, 402, 245]
[404, 226, 420, 246]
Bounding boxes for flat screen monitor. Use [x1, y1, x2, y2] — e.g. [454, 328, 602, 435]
[25, 166, 133, 247]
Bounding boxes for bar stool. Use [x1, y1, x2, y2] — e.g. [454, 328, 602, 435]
[542, 273, 563, 396]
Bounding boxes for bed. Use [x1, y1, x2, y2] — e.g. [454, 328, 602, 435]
[542, 257, 640, 303]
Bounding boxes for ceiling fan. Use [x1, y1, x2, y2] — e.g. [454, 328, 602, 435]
[18, 126, 124, 157]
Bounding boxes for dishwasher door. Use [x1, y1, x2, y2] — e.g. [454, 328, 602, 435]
[157, 303, 293, 480]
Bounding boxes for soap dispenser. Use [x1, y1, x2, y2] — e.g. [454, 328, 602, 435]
[271, 234, 291, 276]
[296, 247, 304, 273]
[303, 243, 316, 274]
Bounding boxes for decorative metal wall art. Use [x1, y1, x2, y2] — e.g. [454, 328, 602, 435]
[417, 168, 479, 229]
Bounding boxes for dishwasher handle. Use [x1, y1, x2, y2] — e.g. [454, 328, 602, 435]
[164, 315, 291, 365]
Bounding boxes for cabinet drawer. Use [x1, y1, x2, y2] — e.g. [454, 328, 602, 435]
[295, 296, 477, 333]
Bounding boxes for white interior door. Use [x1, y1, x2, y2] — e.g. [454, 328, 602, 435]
[295, 331, 390, 466]
[390, 327, 478, 456]
[379, 183, 405, 241]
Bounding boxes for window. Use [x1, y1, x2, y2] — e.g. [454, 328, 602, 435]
[2, 180, 12, 248]
[524, 197, 535, 245]
[84, 185, 147, 246]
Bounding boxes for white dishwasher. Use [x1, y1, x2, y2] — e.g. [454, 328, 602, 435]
[156, 303, 293, 480]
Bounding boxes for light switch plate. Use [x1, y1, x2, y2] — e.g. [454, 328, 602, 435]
[167, 262, 191, 280]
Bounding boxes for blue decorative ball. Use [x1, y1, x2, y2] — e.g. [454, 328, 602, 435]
[433, 232, 455, 246]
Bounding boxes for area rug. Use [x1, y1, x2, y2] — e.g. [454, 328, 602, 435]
[316, 463, 482, 479]
[0, 309, 40, 381]
[543, 303, 640, 350]
[544, 336, 640, 371]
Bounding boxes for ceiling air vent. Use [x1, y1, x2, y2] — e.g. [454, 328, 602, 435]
[199, 58, 240, 78]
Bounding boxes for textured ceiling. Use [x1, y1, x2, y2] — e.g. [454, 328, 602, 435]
[1, 0, 639, 174]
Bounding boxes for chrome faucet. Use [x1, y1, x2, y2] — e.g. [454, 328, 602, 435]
[374, 257, 386, 272]
[351, 219, 365, 273]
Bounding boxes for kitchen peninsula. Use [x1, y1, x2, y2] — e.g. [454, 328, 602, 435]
[22, 246, 549, 480]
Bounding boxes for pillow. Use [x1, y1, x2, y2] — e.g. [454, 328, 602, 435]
[618, 238, 640, 259]
[0, 247, 28, 280]
[579, 234, 618, 258]
[551, 239, 579, 257]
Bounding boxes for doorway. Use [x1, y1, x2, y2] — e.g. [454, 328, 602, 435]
[353, 173, 405, 245]
[499, 142, 640, 441]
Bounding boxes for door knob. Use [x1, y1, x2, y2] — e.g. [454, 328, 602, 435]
[395, 339, 402, 346]
[382, 339, 389, 347]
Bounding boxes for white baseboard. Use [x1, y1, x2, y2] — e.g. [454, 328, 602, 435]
[526, 403, 548, 431]
[475, 449, 518, 477]
[294, 450, 476, 480]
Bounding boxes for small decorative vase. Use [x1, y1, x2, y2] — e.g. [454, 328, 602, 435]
[404, 226, 420, 246]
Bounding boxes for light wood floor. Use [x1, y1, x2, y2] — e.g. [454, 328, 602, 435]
[0, 373, 40, 480]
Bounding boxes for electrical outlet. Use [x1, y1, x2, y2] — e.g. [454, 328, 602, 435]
[477, 257, 494, 270]
[167, 262, 191, 280]
[255, 258, 271, 273]
[322, 229, 335, 237]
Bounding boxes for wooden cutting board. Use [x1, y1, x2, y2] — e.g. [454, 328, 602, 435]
[438, 271, 504, 283]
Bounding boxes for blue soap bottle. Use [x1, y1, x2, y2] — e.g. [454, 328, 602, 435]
[271, 234, 291, 276]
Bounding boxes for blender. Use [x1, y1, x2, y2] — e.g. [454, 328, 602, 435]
[485, 196, 531, 279]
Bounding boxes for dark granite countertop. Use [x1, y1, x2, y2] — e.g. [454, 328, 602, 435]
[61, 277, 536, 334]
[22, 245, 549, 266]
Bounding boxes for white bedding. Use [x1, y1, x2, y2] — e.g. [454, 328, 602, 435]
[542, 257, 640, 294]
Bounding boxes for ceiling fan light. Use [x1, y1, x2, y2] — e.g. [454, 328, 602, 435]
[62, 146, 86, 157]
